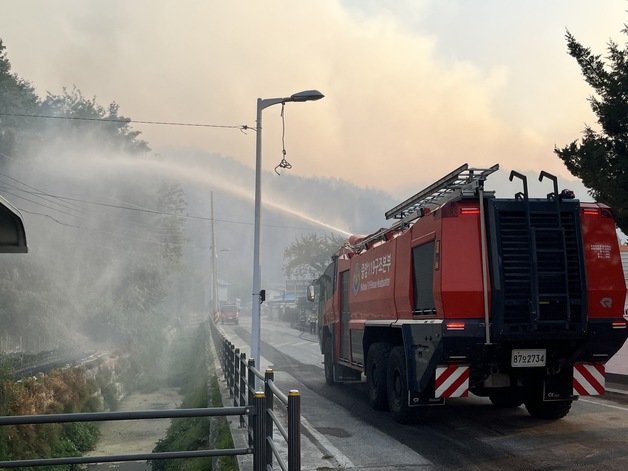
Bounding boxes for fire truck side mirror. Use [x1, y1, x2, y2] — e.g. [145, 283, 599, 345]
[307, 285, 315, 302]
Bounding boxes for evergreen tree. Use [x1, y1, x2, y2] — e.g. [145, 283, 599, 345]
[555, 26, 628, 233]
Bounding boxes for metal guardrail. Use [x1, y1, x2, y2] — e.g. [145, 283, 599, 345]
[0, 407, 252, 468]
[210, 319, 302, 471]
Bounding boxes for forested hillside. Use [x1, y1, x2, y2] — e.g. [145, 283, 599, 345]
[0, 38, 396, 368]
[0, 39, 186, 379]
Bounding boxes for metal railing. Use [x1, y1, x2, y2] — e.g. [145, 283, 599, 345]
[210, 320, 302, 471]
[0, 406, 251, 468]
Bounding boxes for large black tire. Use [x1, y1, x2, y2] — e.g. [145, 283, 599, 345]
[523, 379, 572, 420]
[386, 346, 415, 424]
[489, 388, 525, 408]
[524, 397, 572, 420]
[323, 339, 336, 386]
[366, 342, 391, 410]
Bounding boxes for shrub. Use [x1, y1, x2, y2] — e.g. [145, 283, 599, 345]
[151, 326, 236, 471]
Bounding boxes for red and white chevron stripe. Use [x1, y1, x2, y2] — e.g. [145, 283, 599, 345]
[573, 362, 605, 396]
[435, 365, 470, 398]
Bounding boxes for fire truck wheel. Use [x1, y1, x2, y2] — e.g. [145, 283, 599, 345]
[524, 397, 572, 420]
[324, 339, 336, 386]
[387, 346, 415, 423]
[366, 342, 391, 410]
[489, 388, 525, 408]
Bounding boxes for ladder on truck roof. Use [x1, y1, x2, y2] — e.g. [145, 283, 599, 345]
[346, 163, 499, 254]
[385, 163, 499, 222]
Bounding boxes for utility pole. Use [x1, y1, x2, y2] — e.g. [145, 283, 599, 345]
[210, 192, 218, 316]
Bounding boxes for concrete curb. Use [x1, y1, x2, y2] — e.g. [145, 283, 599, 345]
[606, 373, 628, 386]
[604, 384, 628, 402]
[299, 414, 355, 469]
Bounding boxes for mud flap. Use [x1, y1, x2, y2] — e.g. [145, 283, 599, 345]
[541, 367, 575, 401]
[408, 390, 444, 406]
[402, 322, 445, 406]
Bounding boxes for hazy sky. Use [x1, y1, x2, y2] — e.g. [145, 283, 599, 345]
[2, 0, 626, 196]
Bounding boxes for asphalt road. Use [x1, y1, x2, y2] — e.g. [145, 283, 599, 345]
[220, 316, 628, 471]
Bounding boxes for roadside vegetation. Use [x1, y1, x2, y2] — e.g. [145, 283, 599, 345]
[0, 326, 235, 470]
[152, 326, 237, 471]
[0, 365, 101, 469]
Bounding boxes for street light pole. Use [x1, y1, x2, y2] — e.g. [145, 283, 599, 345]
[251, 90, 324, 368]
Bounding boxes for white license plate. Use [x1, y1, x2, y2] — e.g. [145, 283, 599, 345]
[511, 349, 546, 368]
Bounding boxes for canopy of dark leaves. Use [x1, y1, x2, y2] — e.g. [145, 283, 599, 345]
[555, 26, 628, 233]
[283, 233, 346, 280]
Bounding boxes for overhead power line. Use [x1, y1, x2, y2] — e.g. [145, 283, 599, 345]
[0, 172, 323, 233]
[0, 112, 253, 131]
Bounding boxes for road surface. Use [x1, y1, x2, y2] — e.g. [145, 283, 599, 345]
[218, 316, 628, 470]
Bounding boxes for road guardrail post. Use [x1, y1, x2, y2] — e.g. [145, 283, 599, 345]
[288, 390, 301, 471]
[234, 348, 240, 406]
[225, 339, 230, 376]
[239, 352, 247, 428]
[220, 337, 226, 379]
[228, 342, 234, 397]
[247, 359, 256, 447]
[252, 392, 267, 471]
[264, 369, 274, 470]
[224, 340, 230, 387]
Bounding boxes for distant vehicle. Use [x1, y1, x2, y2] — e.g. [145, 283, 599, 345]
[220, 303, 239, 325]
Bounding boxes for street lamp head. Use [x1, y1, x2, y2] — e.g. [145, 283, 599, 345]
[289, 90, 325, 102]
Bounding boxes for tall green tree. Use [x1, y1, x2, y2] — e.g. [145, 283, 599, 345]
[1, 38, 149, 160]
[0, 39, 40, 160]
[41, 86, 150, 154]
[555, 26, 628, 233]
[157, 182, 187, 265]
[283, 233, 345, 280]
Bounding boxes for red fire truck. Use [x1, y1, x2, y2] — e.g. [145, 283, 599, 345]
[310, 164, 627, 422]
